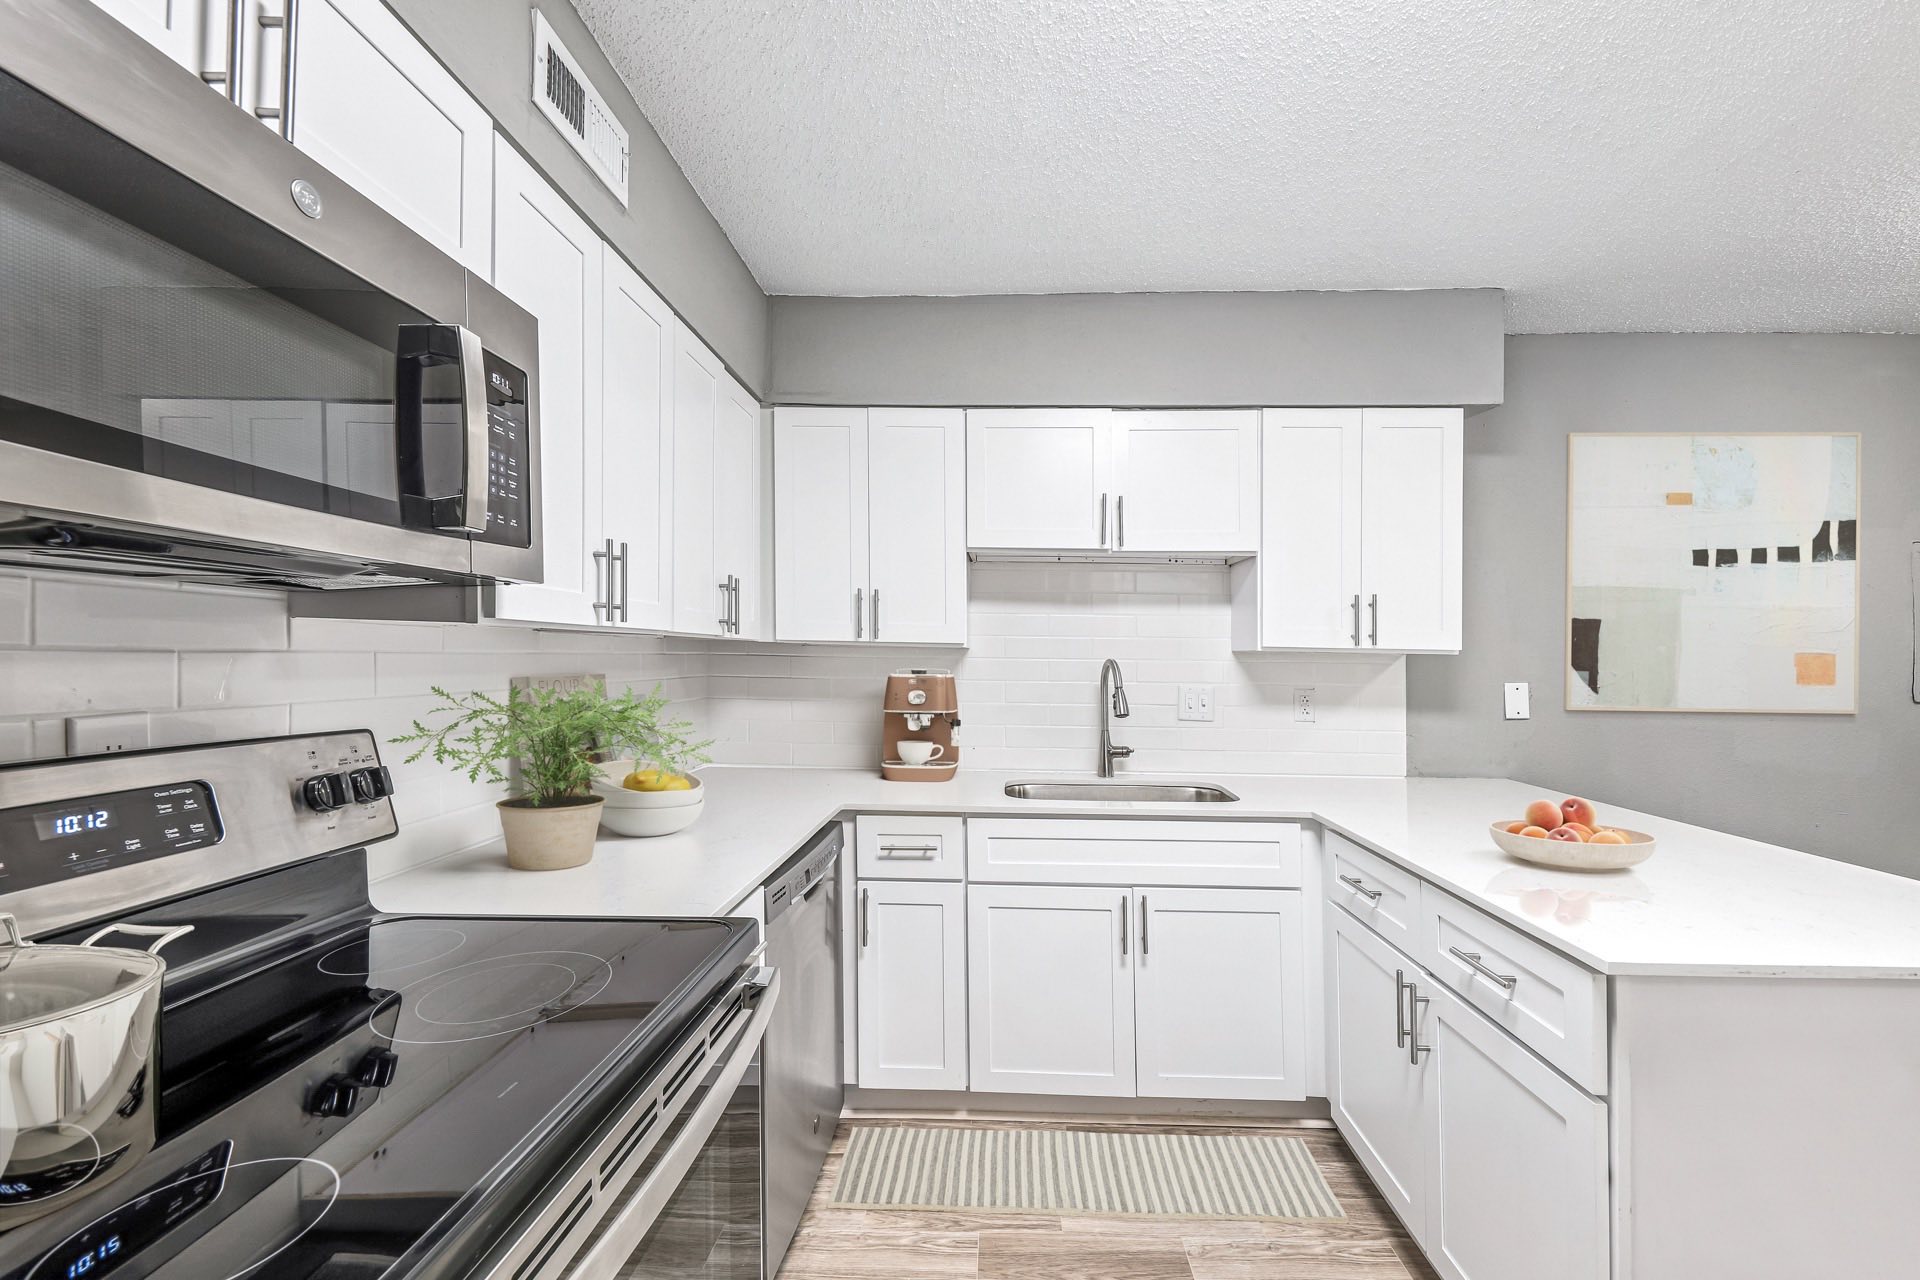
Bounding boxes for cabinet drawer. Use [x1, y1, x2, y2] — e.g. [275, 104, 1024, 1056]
[1325, 833, 1421, 953]
[968, 819, 1302, 888]
[856, 814, 965, 880]
[1420, 886, 1608, 1094]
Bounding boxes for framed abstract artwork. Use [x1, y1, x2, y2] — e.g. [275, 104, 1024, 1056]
[1566, 433, 1860, 714]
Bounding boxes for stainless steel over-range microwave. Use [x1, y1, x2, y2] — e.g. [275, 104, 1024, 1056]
[0, 0, 543, 590]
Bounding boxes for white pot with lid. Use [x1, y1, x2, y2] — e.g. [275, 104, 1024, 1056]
[0, 912, 190, 1229]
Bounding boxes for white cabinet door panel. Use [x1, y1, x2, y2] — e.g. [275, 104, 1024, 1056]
[867, 408, 967, 645]
[714, 373, 764, 639]
[1360, 408, 1462, 652]
[857, 880, 967, 1091]
[1327, 907, 1427, 1232]
[1419, 978, 1609, 1280]
[1115, 411, 1260, 553]
[967, 409, 1112, 549]
[669, 324, 722, 636]
[968, 884, 1135, 1097]
[1135, 888, 1307, 1101]
[88, 0, 215, 77]
[599, 252, 674, 630]
[291, 0, 493, 275]
[490, 142, 602, 625]
[773, 408, 869, 643]
[1259, 409, 1364, 649]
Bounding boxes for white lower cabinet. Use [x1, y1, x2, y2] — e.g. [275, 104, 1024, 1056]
[1328, 906, 1608, 1280]
[965, 883, 1306, 1101]
[967, 884, 1136, 1097]
[855, 880, 967, 1091]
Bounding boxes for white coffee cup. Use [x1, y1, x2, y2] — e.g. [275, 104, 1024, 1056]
[896, 741, 946, 766]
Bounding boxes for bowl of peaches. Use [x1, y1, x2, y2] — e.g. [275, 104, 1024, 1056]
[1491, 797, 1654, 871]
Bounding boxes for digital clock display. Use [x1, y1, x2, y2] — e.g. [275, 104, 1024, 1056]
[0, 782, 220, 895]
[34, 807, 118, 841]
[28, 1141, 231, 1280]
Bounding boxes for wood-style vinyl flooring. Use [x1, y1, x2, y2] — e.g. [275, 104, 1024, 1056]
[776, 1116, 1440, 1280]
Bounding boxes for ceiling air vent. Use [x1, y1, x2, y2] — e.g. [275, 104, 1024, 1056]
[530, 10, 629, 206]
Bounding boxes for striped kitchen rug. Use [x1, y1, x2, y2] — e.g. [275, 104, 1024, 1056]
[830, 1125, 1344, 1221]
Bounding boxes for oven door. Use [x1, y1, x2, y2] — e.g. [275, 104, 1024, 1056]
[490, 969, 778, 1280]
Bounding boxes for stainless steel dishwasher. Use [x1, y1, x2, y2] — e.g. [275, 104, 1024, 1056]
[761, 821, 844, 1276]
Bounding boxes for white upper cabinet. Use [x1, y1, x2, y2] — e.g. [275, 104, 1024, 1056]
[598, 251, 675, 631]
[87, 0, 217, 77]
[1256, 409, 1364, 649]
[1134, 887, 1307, 1101]
[1112, 411, 1260, 553]
[714, 372, 765, 639]
[490, 142, 603, 627]
[773, 408, 868, 644]
[773, 407, 967, 646]
[865, 409, 968, 644]
[1360, 408, 1463, 652]
[1239, 406, 1462, 652]
[967, 409, 1113, 550]
[669, 323, 722, 637]
[286, 0, 494, 276]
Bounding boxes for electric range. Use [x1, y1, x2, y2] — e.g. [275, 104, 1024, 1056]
[0, 732, 774, 1280]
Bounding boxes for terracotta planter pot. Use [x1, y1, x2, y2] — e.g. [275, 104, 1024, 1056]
[497, 795, 604, 871]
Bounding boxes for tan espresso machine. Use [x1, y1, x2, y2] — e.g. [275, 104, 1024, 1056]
[880, 668, 960, 782]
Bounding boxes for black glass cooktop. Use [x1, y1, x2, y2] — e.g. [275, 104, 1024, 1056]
[2, 905, 753, 1280]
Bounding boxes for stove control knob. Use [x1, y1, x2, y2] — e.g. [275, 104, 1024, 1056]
[347, 765, 394, 803]
[354, 1047, 399, 1089]
[301, 772, 354, 813]
[307, 1074, 361, 1118]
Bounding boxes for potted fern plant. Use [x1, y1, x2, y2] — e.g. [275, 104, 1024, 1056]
[394, 682, 709, 871]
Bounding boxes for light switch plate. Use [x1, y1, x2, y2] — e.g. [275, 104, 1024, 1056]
[1178, 685, 1215, 722]
[1504, 682, 1531, 720]
[1294, 687, 1315, 723]
[65, 712, 150, 755]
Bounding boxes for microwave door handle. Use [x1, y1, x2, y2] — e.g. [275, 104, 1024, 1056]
[554, 970, 781, 1280]
[453, 325, 490, 534]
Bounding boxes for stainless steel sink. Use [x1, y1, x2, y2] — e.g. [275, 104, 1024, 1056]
[1002, 781, 1241, 803]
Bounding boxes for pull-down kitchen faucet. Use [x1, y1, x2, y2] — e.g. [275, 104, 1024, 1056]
[1098, 657, 1133, 777]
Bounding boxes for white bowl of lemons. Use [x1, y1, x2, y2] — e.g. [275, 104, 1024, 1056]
[592, 760, 704, 837]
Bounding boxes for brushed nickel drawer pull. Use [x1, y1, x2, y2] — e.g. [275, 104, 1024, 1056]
[1338, 873, 1382, 902]
[1449, 946, 1519, 993]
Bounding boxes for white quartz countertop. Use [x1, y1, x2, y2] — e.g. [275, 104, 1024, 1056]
[371, 767, 1920, 980]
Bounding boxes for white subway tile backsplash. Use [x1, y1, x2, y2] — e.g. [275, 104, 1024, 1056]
[180, 651, 377, 707]
[0, 650, 176, 717]
[149, 704, 291, 747]
[0, 576, 31, 646]
[35, 579, 288, 651]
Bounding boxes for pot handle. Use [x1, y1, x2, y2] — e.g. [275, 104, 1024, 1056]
[80, 921, 196, 956]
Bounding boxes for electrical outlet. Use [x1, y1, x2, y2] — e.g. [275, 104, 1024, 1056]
[1177, 685, 1215, 722]
[65, 712, 150, 756]
[1504, 682, 1531, 720]
[1294, 687, 1316, 723]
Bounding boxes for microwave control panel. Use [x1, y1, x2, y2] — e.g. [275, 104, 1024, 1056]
[480, 351, 531, 547]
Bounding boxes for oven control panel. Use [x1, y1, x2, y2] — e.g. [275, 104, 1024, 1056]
[0, 781, 222, 896]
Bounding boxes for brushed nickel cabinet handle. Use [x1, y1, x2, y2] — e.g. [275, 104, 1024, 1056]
[1351, 594, 1362, 647]
[1139, 893, 1149, 956]
[729, 574, 740, 633]
[1338, 873, 1382, 903]
[1395, 968, 1413, 1049]
[1099, 492, 1109, 547]
[871, 588, 880, 641]
[860, 888, 870, 949]
[1369, 594, 1379, 646]
[254, 0, 300, 140]
[1119, 894, 1128, 957]
[1410, 988, 1432, 1063]
[1116, 494, 1125, 548]
[201, 0, 243, 102]
[591, 538, 612, 623]
[616, 542, 630, 623]
[1449, 946, 1519, 993]
[878, 844, 938, 858]
[854, 587, 864, 640]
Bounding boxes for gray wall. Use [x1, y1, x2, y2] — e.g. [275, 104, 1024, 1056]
[1408, 334, 1920, 877]
[769, 289, 1505, 407]
[385, 1, 770, 393]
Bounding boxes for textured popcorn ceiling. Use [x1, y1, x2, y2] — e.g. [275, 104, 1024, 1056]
[571, 0, 1920, 332]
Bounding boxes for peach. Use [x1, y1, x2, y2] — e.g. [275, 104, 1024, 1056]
[1505, 820, 1532, 835]
[1525, 799, 1562, 829]
[1561, 797, 1598, 829]
[1588, 829, 1628, 846]
[1547, 825, 1587, 843]
[1518, 825, 1551, 839]
[1561, 822, 1594, 839]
